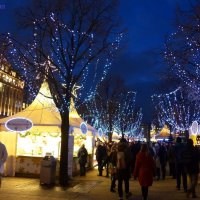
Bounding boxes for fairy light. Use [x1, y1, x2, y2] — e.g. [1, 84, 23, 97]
[4, 11, 122, 113]
[152, 88, 200, 133]
[164, 6, 200, 99]
[81, 90, 142, 139]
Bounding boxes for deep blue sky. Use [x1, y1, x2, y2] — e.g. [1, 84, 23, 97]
[0, 0, 190, 123]
[113, 0, 190, 123]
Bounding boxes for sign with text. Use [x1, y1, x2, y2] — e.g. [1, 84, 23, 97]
[5, 117, 33, 132]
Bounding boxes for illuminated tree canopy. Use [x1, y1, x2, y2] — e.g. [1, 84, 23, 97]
[0, 0, 122, 185]
[80, 76, 142, 141]
[152, 87, 200, 133]
[164, 2, 200, 101]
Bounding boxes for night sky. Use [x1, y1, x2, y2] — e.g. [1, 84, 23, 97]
[114, 0, 190, 123]
[0, 0, 190, 123]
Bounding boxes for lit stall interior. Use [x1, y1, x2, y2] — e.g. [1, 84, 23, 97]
[0, 81, 96, 176]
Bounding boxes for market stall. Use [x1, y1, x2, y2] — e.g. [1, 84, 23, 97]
[189, 120, 200, 146]
[0, 81, 96, 177]
[155, 125, 170, 141]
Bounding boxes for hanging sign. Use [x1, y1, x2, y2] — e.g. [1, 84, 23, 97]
[98, 128, 103, 137]
[191, 121, 198, 135]
[80, 122, 88, 134]
[5, 117, 33, 132]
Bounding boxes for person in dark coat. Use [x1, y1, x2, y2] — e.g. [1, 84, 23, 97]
[167, 143, 176, 179]
[134, 143, 156, 200]
[102, 143, 110, 177]
[130, 141, 141, 175]
[182, 139, 200, 198]
[95, 142, 107, 176]
[109, 143, 117, 192]
[157, 143, 167, 180]
[155, 143, 161, 180]
[117, 140, 132, 200]
[174, 137, 187, 192]
[77, 144, 88, 176]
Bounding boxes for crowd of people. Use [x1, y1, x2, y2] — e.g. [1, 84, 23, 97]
[1, 136, 199, 199]
[95, 137, 200, 200]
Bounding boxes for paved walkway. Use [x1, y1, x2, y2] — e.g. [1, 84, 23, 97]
[0, 169, 200, 200]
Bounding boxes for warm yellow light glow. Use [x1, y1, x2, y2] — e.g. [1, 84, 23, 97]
[17, 132, 61, 158]
[85, 135, 93, 154]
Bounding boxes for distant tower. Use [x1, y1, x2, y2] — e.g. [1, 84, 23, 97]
[0, 55, 24, 118]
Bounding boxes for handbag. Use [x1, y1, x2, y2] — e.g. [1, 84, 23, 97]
[109, 163, 116, 175]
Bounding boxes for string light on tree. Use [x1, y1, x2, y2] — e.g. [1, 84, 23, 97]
[1, 0, 123, 186]
[152, 87, 200, 133]
[81, 88, 142, 141]
[164, 4, 200, 101]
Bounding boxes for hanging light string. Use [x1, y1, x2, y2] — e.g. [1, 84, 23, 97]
[5, 11, 122, 113]
[164, 10, 200, 99]
[152, 87, 200, 133]
[81, 90, 143, 138]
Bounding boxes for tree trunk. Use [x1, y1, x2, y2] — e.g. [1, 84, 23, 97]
[59, 110, 69, 186]
[108, 131, 113, 143]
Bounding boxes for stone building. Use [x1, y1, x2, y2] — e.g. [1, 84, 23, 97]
[0, 56, 24, 118]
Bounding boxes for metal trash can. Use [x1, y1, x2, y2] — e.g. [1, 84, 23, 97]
[40, 153, 57, 185]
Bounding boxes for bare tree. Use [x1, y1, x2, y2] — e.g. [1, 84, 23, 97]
[81, 76, 142, 141]
[152, 88, 200, 135]
[114, 90, 142, 139]
[1, 0, 122, 185]
[164, 1, 200, 101]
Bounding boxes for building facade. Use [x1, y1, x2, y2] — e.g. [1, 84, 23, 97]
[0, 58, 24, 118]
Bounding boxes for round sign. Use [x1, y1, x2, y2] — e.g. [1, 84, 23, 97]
[98, 128, 103, 137]
[80, 122, 88, 134]
[191, 121, 198, 135]
[5, 117, 33, 132]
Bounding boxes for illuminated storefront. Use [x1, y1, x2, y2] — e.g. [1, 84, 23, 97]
[189, 121, 200, 146]
[0, 56, 24, 117]
[0, 81, 96, 177]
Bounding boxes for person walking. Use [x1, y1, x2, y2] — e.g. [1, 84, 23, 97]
[133, 143, 156, 200]
[109, 143, 117, 192]
[116, 140, 131, 200]
[155, 143, 161, 180]
[95, 142, 107, 176]
[167, 143, 176, 179]
[0, 141, 8, 187]
[77, 144, 88, 176]
[174, 137, 187, 192]
[157, 143, 167, 180]
[102, 142, 110, 177]
[182, 139, 200, 198]
[130, 141, 141, 176]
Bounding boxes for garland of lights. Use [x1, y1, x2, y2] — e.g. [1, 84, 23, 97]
[152, 88, 200, 133]
[5, 11, 122, 113]
[81, 90, 143, 138]
[164, 3, 200, 100]
[114, 91, 143, 137]
[19, 131, 60, 138]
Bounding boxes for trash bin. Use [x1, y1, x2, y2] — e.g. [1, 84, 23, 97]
[40, 153, 57, 185]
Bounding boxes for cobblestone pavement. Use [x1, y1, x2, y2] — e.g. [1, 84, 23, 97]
[0, 169, 200, 200]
